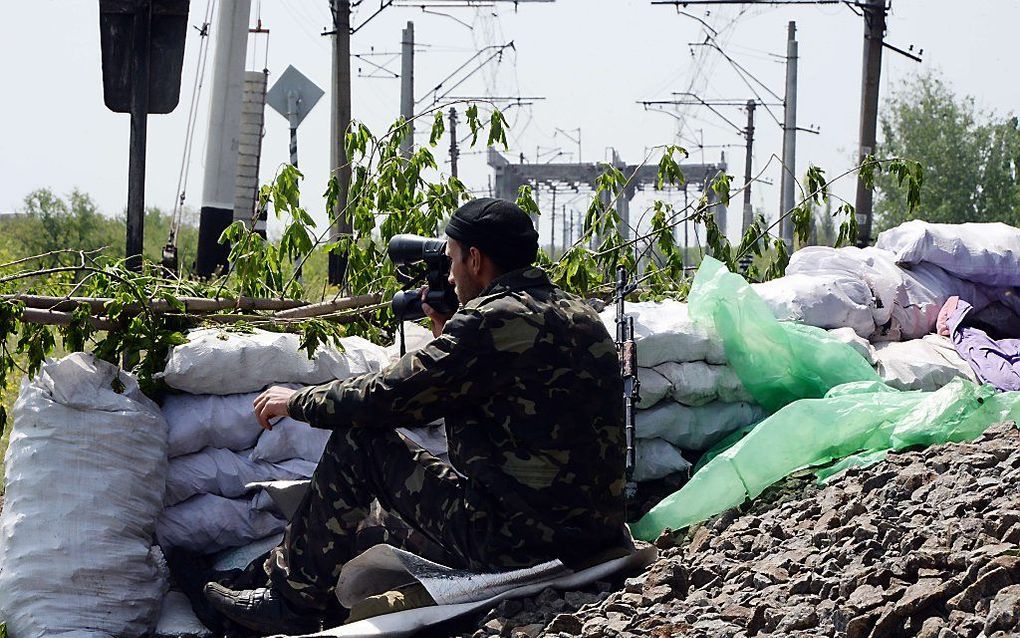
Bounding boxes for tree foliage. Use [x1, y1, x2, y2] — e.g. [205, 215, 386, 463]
[875, 71, 1020, 230]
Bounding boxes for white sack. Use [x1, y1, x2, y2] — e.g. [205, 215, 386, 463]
[636, 401, 765, 451]
[154, 591, 213, 638]
[786, 246, 902, 329]
[166, 447, 318, 506]
[251, 418, 333, 464]
[637, 367, 672, 409]
[827, 327, 877, 365]
[876, 219, 1020, 287]
[161, 329, 389, 395]
[157, 494, 287, 554]
[162, 390, 273, 458]
[654, 361, 752, 406]
[0, 354, 169, 638]
[753, 272, 877, 338]
[873, 336, 978, 392]
[599, 300, 726, 367]
[633, 438, 691, 482]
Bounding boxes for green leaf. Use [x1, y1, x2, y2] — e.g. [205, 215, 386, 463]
[804, 165, 828, 204]
[710, 173, 732, 208]
[515, 184, 541, 217]
[656, 145, 688, 190]
[429, 111, 446, 146]
[487, 108, 509, 150]
[465, 104, 482, 146]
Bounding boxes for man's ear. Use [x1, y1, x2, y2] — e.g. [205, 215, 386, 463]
[469, 246, 483, 274]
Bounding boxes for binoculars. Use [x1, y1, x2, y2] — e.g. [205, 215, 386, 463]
[388, 234, 460, 321]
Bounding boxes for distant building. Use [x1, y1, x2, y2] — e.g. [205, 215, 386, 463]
[0, 211, 25, 222]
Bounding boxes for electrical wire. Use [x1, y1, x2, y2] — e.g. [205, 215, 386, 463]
[169, 0, 217, 246]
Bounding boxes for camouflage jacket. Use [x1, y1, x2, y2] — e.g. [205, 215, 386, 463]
[288, 266, 627, 565]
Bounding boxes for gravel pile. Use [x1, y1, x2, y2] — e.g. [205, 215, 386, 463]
[458, 421, 1020, 638]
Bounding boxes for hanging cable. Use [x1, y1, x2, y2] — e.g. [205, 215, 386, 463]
[166, 0, 216, 271]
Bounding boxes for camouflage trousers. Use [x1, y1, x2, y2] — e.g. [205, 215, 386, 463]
[264, 426, 495, 611]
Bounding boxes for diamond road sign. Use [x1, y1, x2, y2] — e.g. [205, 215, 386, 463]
[266, 65, 324, 127]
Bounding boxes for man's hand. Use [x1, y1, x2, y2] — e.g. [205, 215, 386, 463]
[253, 386, 298, 430]
[421, 286, 454, 338]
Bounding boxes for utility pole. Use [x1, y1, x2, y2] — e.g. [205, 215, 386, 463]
[328, 0, 352, 285]
[196, 0, 251, 278]
[399, 21, 414, 158]
[779, 20, 798, 247]
[742, 99, 756, 234]
[449, 107, 459, 178]
[855, 0, 887, 247]
[550, 187, 557, 255]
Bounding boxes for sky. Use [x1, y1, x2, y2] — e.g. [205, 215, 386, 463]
[2, 0, 1019, 248]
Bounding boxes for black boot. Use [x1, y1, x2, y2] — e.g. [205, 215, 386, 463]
[203, 582, 326, 636]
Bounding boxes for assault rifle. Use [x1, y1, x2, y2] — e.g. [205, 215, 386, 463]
[614, 266, 640, 501]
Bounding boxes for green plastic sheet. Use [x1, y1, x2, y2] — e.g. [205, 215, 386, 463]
[632, 258, 1020, 541]
[687, 257, 881, 412]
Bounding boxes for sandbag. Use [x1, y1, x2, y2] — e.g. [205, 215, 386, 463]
[600, 300, 726, 367]
[827, 327, 876, 365]
[786, 246, 902, 330]
[161, 329, 389, 395]
[753, 272, 877, 339]
[633, 438, 691, 482]
[156, 493, 287, 554]
[251, 418, 333, 464]
[876, 219, 1020, 287]
[654, 361, 752, 406]
[0, 354, 169, 638]
[162, 390, 273, 458]
[637, 367, 671, 408]
[636, 401, 765, 451]
[166, 447, 318, 506]
[873, 336, 978, 392]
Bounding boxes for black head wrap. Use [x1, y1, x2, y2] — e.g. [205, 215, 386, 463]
[444, 198, 539, 270]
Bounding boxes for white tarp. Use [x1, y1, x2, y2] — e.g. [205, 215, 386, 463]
[599, 300, 726, 367]
[877, 219, 1020, 287]
[284, 543, 656, 638]
[156, 493, 287, 554]
[636, 401, 765, 451]
[0, 354, 169, 638]
[161, 329, 389, 395]
[166, 447, 317, 506]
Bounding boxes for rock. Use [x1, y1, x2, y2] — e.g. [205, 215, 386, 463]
[894, 578, 954, 616]
[547, 614, 584, 636]
[845, 610, 880, 638]
[984, 584, 1020, 633]
[510, 624, 545, 638]
[915, 616, 945, 638]
[719, 604, 753, 625]
[846, 584, 885, 611]
[775, 604, 818, 631]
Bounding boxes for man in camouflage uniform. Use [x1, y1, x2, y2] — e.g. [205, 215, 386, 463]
[205, 198, 627, 634]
